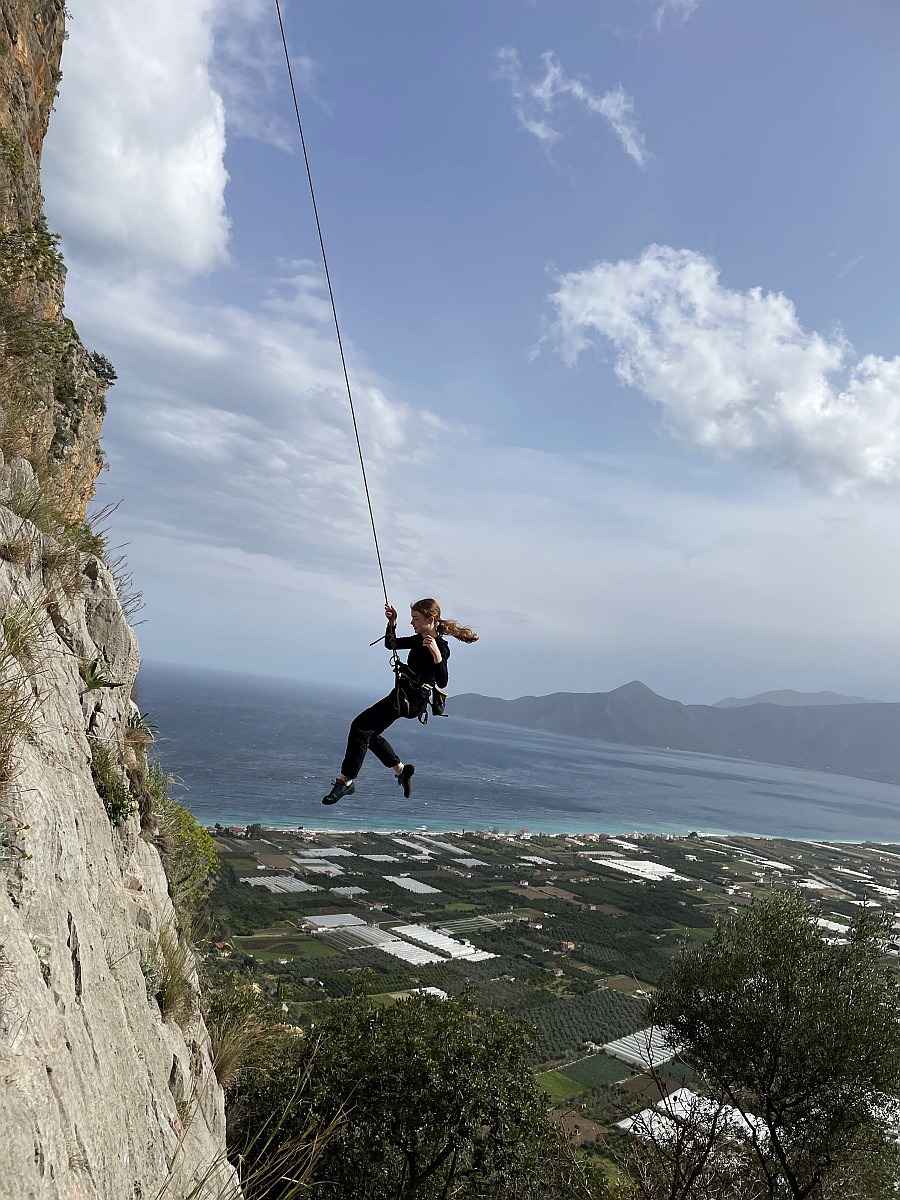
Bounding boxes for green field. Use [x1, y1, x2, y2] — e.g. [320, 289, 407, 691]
[232, 934, 339, 960]
[559, 1054, 632, 1089]
[537, 1070, 585, 1103]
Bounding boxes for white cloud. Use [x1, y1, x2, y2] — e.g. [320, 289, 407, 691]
[654, 0, 701, 30]
[496, 48, 648, 167]
[44, 0, 230, 274]
[212, 0, 313, 151]
[68, 264, 426, 583]
[549, 245, 900, 494]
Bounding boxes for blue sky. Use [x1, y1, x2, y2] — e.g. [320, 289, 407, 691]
[41, 0, 900, 703]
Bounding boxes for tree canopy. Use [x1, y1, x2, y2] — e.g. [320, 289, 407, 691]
[644, 890, 900, 1199]
[230, 990, 609, 1199]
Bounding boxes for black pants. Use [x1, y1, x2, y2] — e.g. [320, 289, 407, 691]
[341, 694, 403, 780]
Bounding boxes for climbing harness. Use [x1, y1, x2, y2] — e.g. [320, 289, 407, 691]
[376, 626, 448, 724]
[274, 0, 389, 608]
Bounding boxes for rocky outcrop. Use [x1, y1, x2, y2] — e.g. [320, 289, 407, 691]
[0, 464, 235, 1199]
[0, 0, 108, 521]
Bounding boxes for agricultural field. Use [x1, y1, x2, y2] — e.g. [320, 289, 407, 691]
[203, 824, 900, 1123]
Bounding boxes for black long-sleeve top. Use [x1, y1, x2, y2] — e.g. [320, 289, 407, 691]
[385, 624, 450, 688]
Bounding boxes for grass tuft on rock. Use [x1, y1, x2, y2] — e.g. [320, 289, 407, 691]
[206, 986, 286, 1093]
[90, 743, 134, 825]
[146, 924, 195, 1026]
[0, 597, 44, 667]
[0, 533, 36, 568]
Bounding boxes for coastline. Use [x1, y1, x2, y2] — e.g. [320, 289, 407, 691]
[212, 820, 897, 847]
[140, 664, 900, 845]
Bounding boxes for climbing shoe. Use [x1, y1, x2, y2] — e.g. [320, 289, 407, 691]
[397, 763, 415, 799]
[323, 779, 355, 805]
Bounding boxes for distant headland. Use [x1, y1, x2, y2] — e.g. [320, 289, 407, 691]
[450, 681, 900, 786]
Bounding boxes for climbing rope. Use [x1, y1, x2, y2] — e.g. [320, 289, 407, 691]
[274, 0, 390, 607]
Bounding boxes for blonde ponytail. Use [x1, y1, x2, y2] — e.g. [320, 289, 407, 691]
[436, 618, 479, 644]
[411, 598, 479, 644]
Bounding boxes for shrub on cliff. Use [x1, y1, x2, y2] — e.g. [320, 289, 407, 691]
[205, 982, 286, 1093]
[148, 762, 219, 918]
[228, 990, 612, 1199]
[640, 890, 900, 1199]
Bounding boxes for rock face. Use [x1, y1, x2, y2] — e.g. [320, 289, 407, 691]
[0, 470, 235, 1199]
[0, 0, 108, 521]
[0, 5, 236, 1198]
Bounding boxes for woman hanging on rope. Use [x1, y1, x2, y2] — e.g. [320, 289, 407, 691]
[323, 599, 479, 805]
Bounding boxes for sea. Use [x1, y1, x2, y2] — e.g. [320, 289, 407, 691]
[137, 662, 900, 842]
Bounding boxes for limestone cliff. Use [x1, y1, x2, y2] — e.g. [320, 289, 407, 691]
[0, 0, 108, 521]
[0, 472, 235, 1199]
[0, 4, 236, 1198]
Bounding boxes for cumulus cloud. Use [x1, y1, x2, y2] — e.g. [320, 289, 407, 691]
[549, 245, 900, 494]
[68, 263, 428, 585]
[496, 48, 648, 167]
[44, 0, 230, 273]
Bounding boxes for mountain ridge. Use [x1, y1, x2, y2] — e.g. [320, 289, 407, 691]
[713, 689, 876, 708]
[450, 683, 900, 786]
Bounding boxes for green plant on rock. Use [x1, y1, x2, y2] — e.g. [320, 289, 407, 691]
[0, 390, 39, 462]
[205, 983, 286, 1093]
[0, 302, 43, 362]
[80, 656, 123, 691]
[0, 225, 64, 286]
[88, 350, 117, 387]
[90, 743, 134, 825]
[1, 478, 107, 559]
[2, 481, 59, 536]
[59, 514, 104, 556]
[0, 626, 39, 798]
[0, 534, 35, 567]
[149, 764, 219, 918]
[126, 708, 157, 747]
[0, 129, 25, 180]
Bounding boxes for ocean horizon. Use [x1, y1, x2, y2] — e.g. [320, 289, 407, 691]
[135, 662, 900, 842]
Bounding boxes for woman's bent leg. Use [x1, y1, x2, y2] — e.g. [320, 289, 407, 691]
[340, 695, 400, 779]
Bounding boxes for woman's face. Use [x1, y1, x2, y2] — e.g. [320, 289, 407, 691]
[410, 608, 436, 635]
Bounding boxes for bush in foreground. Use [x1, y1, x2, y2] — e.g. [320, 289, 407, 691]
[228, 990, 612, 1199]
[640, 890, 900, 1200]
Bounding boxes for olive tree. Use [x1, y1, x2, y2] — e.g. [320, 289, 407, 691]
[230, 990, 608, 1199]
[643, 890, 900, 1200]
